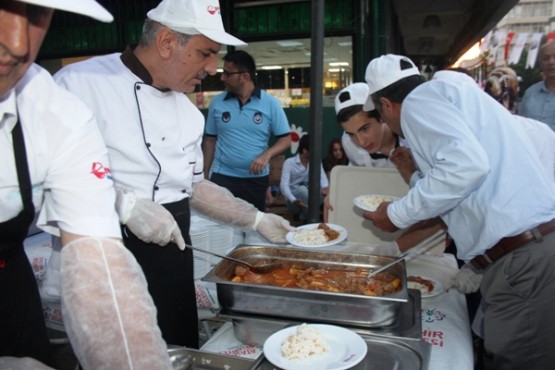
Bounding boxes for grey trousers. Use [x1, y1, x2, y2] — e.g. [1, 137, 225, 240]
[481, 231, 555, 370]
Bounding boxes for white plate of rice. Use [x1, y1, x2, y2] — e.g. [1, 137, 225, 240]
[353, 194, 399, 212]
[263, 323, 367, 370]
[286, 223, 347, 248]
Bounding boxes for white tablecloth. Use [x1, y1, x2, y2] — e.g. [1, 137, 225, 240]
[332, 243, 474, 370]
[408, 254, 474, 370]
[202, 242, 474, 370]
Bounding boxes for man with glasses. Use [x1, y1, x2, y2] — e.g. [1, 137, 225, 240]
[204, 50, 291, 212]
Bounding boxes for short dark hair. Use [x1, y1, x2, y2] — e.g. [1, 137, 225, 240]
[298, 134, 310, 155]
[223, 50, 256, 82]
[336, 105, 380, 125]
[371, 75, 425, 112]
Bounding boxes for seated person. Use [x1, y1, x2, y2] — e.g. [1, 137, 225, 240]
[280, 135, 329, 223]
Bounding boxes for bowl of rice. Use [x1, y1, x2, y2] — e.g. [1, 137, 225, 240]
[286, 223, 347, 248]
[293, 228, 328, 245]
[281, 324, 330, 360]
[353, 194, 399, 212]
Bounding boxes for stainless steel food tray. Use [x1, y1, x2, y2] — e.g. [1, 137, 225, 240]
[168, 347, 254, 370]
[202, 245, 408, 328]
[220, 289, 423, 347]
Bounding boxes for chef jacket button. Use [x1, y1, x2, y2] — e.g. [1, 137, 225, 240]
[146, 143, 151, 147]
[136, 85, 141, 90]
[181, 189, 187, 193]
[0, 259, 6, 269]
[154, 186, 159, 191]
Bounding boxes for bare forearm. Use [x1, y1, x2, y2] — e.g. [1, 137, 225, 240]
[265, 136, 292, 158]
[396, 218, 446, 252]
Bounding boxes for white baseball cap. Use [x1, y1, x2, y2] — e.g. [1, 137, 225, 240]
[18, 0, 113, 22]
[363, 54, 420, 110]
[147, 0, 247, 46]
[334, 82, 373, 114]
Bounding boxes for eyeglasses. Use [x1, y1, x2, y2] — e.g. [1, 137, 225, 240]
[222, 70, 246, 77]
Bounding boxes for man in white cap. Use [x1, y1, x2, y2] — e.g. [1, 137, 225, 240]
[328, 82, 444, 255]
[1, 1, 172, 369]
[363, 54, 555, 369]
[55, 0, 295, 348]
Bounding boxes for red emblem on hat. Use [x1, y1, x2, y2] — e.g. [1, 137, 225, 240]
[207, 5, 220, 15]
[91, 162, 112, 179]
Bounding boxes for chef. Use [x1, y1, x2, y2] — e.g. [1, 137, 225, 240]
[0, 0, 170, 369]
[55, 0, 295, 348]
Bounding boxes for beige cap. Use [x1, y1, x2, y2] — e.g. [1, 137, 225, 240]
[364, 54, 420, 110]
[17, 0, 113, 22]
[147, 0, 247, 46]
[335, 83, 373, 114]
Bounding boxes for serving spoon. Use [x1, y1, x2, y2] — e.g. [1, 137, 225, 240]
[184, 243, 281, 274]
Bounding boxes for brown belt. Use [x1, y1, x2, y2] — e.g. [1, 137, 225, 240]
[470, 218, 555, 270]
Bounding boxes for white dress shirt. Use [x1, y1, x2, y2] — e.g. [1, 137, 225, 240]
[280, 154, 329, 203]
[55, 53, 205, 204]
[0, 64, 120, 237]
[388, 71, 555, 260]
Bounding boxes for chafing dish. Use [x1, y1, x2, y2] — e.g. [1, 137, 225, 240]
[220, 289, 423, 347]
[202, 245, 408, 328]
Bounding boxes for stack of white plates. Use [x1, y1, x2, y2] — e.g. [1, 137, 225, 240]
[208, 225, 235, 265]
[232, 228, 245, 250]
[244, 230, 278, 247]
[190, 228, 211, 280]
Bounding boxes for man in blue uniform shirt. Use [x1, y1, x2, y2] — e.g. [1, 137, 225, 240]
[204, 50, 291, 211]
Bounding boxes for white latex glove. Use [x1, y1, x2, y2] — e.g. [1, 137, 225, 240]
[116, 190, 186, 250]
[449, 263, 482, 293]
[60, 237, 171, 370]
[0, 357, 54, 370]
[370, 241, 401, 256]
[190, 180, 295, 243]
[253, 211, 296, 243]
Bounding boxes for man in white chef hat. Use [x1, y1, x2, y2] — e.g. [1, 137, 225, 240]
[363, 54, 555, 369]
[0, 1, 173, 369]
[55, 0, 295, 350]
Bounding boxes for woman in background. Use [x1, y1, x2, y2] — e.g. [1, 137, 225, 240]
[322, 137, 349, 179]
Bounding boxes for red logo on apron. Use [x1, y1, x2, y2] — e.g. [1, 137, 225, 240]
[91, 162, 112, 179]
